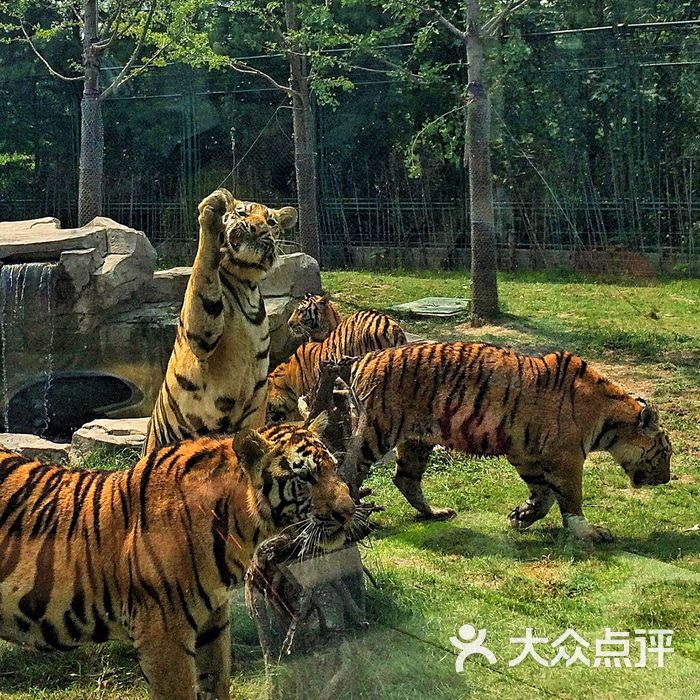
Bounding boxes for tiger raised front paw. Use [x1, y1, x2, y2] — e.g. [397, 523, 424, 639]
[198, 188, 234, 217]
[508, 501, 543, 530]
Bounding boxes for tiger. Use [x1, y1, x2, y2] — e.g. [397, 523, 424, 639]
[266, 310, 407, 424]
[143, 188, 298, 454]
[0, 413, 356, 700]
[272, 342, 673, 543]
[287, 293, 342, 341]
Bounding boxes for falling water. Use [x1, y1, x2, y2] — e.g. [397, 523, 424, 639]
[0, 262, 57, 435]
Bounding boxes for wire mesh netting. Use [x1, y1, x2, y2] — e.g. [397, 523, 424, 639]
[1, 23, 698, 271]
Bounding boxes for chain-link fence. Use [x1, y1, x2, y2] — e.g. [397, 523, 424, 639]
[1, 24, 698, 271]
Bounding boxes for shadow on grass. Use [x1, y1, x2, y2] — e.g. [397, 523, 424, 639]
[488, 313, 700, 367]
[371, 517, 700, 567]
[614, 530, 700, 562]
[341, 302, 700, 370]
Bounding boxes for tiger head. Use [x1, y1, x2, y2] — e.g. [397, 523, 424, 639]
[288, 293, 341, 341]
[266, 365, 303, 424]
[609, 400, 672, 488]
[236, 413, 355, 549]
[220, 195, 298, 280]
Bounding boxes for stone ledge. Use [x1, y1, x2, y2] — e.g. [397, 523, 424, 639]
[143, 253, 322, 304]
[0, 433, 70, 463]
[71, 417, 149, 458]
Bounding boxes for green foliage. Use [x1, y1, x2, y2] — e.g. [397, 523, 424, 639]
[72, 447, 140, 472]
[0, 152, 34, 196]
[0, 1, 698, 252]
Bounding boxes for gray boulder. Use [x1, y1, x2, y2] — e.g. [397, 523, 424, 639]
[71, 417, 149, 458]
[260, 252, 322, 298]
[0, 433, 70, 463]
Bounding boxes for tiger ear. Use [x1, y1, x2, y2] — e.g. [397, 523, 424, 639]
[233, 429, 271, 481]
[272, 206, 298, 230]
[304, 410, 328, 437]
[638, 400, 659, 434]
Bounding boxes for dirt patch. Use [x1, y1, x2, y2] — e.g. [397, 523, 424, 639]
[454, 323, 533, 346]
[583, 360, 670, 397]
[520, 558, 566, 585]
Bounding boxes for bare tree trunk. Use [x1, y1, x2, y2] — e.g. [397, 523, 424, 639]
[466, 0, 499, 320]
[78, 0, 103, 225]
[286, 0, 321, 262]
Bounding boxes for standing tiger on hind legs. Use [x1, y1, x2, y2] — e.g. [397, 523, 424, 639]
[144, 188, 298, 452]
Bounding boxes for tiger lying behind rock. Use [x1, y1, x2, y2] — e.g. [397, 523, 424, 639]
[268, 341, 672, 543]
[0, 414, 356, 700]
[286, 293, 406, 349]
[266, 310, 406, 424]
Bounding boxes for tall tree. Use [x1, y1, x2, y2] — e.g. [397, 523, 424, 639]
[420, 1, 528, 319]
[284, 0, 319, 260]
[168, 0, 393, 264]
[3, 0, 171, 224]
[383, 0, 530, 319]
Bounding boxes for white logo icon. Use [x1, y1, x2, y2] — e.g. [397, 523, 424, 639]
[450, 624, 497, 671]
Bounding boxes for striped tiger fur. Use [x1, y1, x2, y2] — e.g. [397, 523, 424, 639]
[0, 414, 355, 700]
[267, 310, 407, 424]
[144, 188, 298, 454]
[287, 342, 672, 543]
[287, 293, 342, 341]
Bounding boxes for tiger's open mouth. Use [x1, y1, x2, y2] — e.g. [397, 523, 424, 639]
[223, 231, 276, 269]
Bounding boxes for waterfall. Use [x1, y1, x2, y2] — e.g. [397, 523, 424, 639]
[0, 262, 57, 435]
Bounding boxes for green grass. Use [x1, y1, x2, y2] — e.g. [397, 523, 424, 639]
[322, 269, 700, 362]
[1, 270, 699, 699]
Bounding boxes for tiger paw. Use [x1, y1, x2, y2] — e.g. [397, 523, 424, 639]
[564, 515, 614, 543]
[197, 190, 234, 247]
[508, 502, 540, 530]
[578, 524, 614, 543]
[419, 506, 456, 521]
[198, 189, 233, 217]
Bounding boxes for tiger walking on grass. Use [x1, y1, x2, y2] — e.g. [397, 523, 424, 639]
[268, 341, 672, 542]
[267, 307, 407, 424]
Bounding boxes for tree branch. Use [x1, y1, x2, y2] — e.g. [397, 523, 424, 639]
[422, 6, 468, 44]
[98, 0, 126, 45]
[116, 38, 172, 83]
[100, 0, 157, 100]
[20, 22, 84, 82]
[347, 60, 424, 84]
[228, 60, 300, 97]
[69, 1, 84, 26]
[481, 0, 531, 37]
